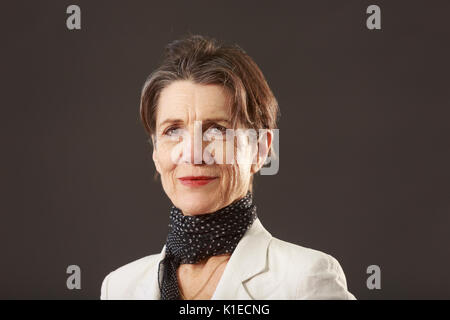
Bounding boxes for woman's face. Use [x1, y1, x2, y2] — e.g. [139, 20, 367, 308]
[152, 80, 268, 216]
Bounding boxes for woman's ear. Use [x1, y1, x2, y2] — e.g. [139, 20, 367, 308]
[251, 129, 273, 174]
[151, 135, 162, 174]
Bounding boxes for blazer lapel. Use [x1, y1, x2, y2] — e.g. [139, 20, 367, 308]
[133, 245, 166, 299]
[211, 218, 273, 300]
[133, 218, 273, 300]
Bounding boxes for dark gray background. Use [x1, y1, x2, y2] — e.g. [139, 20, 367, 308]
[1, 0, 449, 299]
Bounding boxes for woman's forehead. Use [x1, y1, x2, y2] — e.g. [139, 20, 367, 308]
[156, 81, 232, 125]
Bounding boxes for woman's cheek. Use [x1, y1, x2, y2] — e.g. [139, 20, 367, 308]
[159, 144, 178, 173]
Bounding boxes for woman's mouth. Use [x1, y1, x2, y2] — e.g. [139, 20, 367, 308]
[178, 176, 218, 187]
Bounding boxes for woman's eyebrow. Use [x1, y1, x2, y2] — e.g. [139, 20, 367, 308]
[158, 118, 184, 127]
[158, 118, 230, 127]
[202, 118, 230, 125]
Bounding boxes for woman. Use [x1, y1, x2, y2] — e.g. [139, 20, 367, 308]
[100, 34, 356, 300]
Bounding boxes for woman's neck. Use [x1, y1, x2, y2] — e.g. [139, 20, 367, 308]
[179, 253, 230, 276]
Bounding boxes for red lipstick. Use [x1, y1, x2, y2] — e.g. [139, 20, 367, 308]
[178, 176, 218, 187]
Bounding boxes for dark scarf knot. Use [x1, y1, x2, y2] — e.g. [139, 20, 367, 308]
[158, 191, 257, 300]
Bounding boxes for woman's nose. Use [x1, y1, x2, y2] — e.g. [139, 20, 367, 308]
[179, 130, 213, 165]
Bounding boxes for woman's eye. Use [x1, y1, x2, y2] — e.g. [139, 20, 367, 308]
[164, 126, 183, 136]
[206, 124, 227, 135]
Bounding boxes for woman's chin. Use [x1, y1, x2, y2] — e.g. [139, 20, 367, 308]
[174, 192, 219, 216]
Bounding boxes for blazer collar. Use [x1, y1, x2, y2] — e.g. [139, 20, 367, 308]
[134, 217, 272, 300]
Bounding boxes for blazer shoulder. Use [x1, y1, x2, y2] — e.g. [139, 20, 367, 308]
[267, 237, 356, 300]
[100, 253, 161, 300]
[268, 237, 334, 271]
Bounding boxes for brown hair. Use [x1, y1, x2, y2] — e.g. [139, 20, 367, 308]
[140, 34, 280, 191]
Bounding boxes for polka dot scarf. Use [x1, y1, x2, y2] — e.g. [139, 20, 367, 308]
[157, 190, 257, 300]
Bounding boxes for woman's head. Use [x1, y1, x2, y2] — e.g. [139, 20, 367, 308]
[140, 34, 279, 215]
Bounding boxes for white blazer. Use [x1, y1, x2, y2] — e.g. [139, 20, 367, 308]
[101, 218, 356, 300]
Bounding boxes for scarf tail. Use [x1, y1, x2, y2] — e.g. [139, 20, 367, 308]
[158, 253, 182, 300]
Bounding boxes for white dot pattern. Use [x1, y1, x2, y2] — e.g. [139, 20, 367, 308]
[158, 190, 257, 300]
